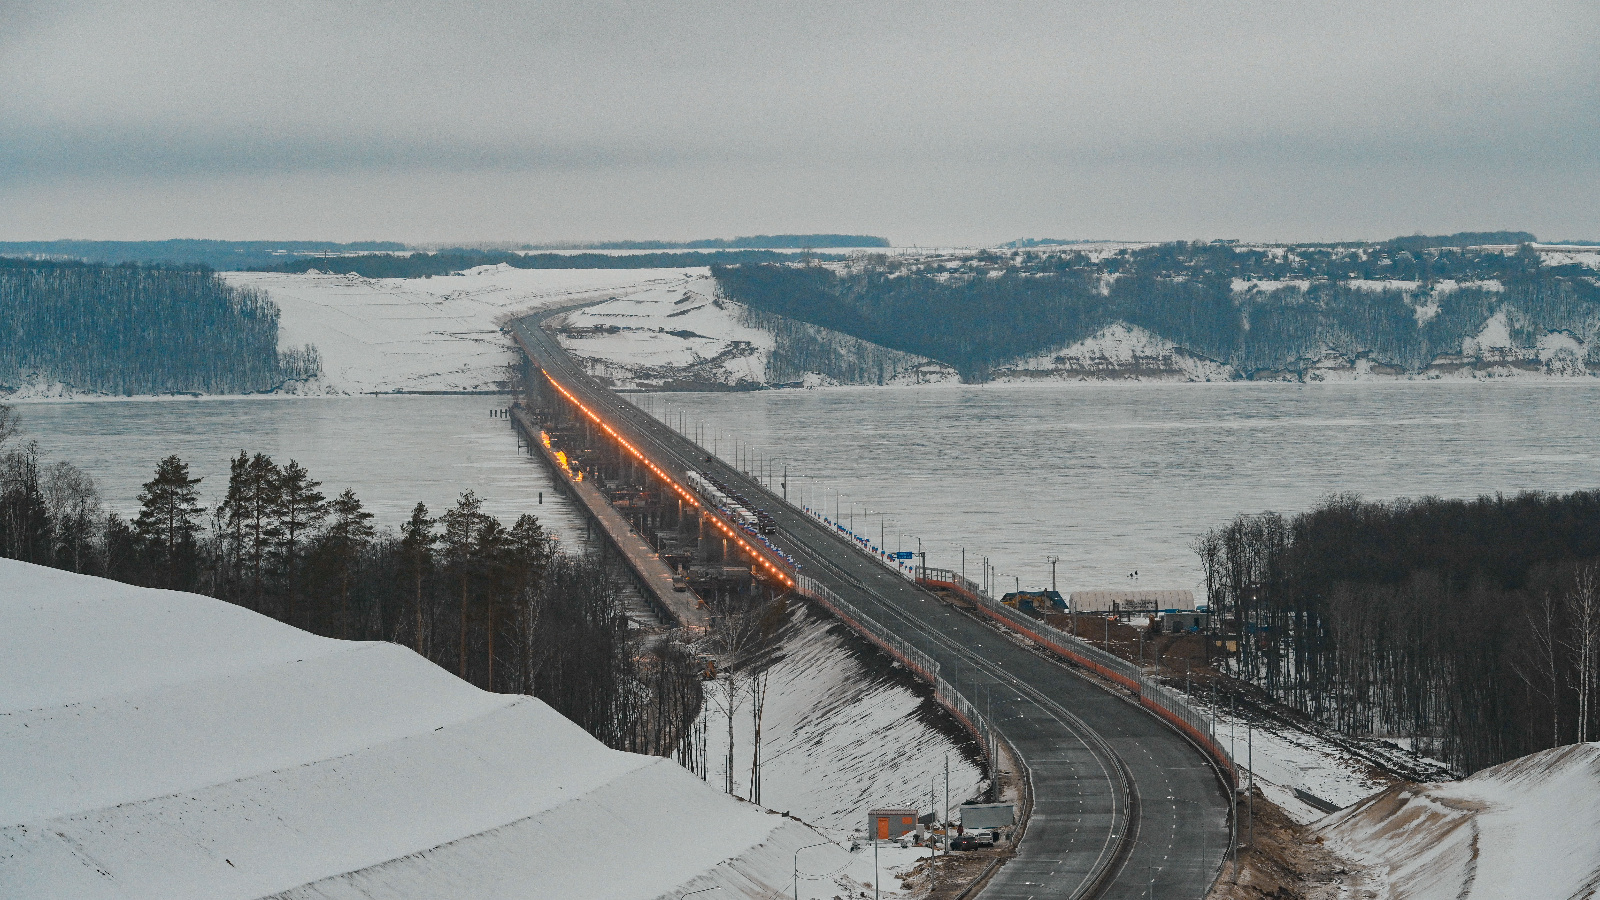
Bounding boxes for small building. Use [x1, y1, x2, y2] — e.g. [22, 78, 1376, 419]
[1155, 610, 1210, 634]
[958, 802, 1016, 830]
[1068, 590, 1195, 615]
[868, 807, 920, 840]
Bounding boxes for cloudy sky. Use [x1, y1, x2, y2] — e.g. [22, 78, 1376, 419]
[3, 1, 1597, 245]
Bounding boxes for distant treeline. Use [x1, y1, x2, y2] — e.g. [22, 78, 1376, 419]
[0, 409, 699, 757]
[563, 234, 890, 250]
[0, 240, 405, 271]
[0, 259, 319, 395]
[0, 236, 887, 270]
[262, 249, 843, 279]
[1384, 231, 1537, 251]
[1199, 491, 1600, 774]
[713, 242, 1600, 380]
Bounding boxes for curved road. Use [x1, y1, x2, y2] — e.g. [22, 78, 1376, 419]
[511, 312, 1230, 899]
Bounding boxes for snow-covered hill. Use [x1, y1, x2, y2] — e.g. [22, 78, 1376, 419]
[990, 323, 1234, 382]
[0, 560, 850, 900]
[552, 274, 956, 390]
[221, 266, 698, 394]
[1318, 742, 1600, 900]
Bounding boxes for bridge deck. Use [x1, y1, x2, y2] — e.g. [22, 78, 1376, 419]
[512, 406, 708, 630]
[510, 316, 1230, 900]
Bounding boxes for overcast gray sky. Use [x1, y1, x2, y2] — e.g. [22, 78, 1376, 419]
[3, 1, 1597, 245]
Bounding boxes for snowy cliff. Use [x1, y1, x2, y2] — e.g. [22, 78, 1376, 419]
[0, 560, 849, 900]
[1317, 742, 1600, 900]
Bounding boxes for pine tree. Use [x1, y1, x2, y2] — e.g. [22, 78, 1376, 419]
[325, 488, 375, 638]
[215, 451, 252, 596]
[441, 490, 487, 679]
[476, 517, 512, 690]
[133, 455, 203, 589]
[274, 460, 327, 626]
[509, 513, 555, 591]
[244, 453, 283, 610]
[400, 502, 436, 657]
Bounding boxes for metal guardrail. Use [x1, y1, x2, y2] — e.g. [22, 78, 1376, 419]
[795, 574, 998, 768]
[917, 566, 1237, 788]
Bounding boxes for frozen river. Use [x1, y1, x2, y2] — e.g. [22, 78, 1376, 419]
[15, 382, 1600, 597]
[638, 381, 1600, 597]
[12, 396, 587, 546]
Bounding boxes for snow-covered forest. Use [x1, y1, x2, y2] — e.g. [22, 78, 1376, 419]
[0, 259, 320, 396]
[713, 239, 1600, 382]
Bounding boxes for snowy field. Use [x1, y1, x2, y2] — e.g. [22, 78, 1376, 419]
[1319, 742, 1600, 900]
[223, 266, 702, 394]
[0, 560, 866, 900]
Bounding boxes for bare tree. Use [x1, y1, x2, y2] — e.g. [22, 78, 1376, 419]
[1565, 565, 1600, 744]
[711, 674, 747, 797]
[40, 461, 100, 573]
[1514, 589, 1564, 746]
[0, 403, 18, 450]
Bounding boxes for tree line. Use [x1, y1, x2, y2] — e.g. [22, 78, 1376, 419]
[0, 240, 405, 271]
[711, 241, 1600, 380]
[261, 249, 843, 279]
[1197, 491, 1600, 773]
[0, 258, 321, 395]
[0, 404, 700, 757]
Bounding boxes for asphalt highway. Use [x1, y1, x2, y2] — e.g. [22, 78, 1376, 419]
[510, 314, 1231, 899]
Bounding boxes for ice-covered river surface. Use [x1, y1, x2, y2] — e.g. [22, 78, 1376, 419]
[13, 396, 586, 544]
[640, 381, 1600, 597]
[18, 382, 1600, 598]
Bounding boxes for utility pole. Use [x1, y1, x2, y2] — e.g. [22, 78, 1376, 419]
[874, 833, 880, 900]
[944, 753, 950, 855]
[1247, 722, 1254, 851]
[1047, 554, 1059, 592]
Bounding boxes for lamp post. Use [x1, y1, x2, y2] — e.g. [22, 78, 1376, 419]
[793, 842, 829, 900]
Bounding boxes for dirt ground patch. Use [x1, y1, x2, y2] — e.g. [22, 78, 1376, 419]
[903, 849, 1006, 900]
[1208, 789, 1377, 900]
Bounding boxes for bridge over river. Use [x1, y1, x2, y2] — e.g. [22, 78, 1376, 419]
[509, 313, 1233, 900]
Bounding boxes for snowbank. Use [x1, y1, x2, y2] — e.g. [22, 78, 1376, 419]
[0, 560, 849, 900]
[222, 267, 699, 394]
[1318, 743, 1600, 900]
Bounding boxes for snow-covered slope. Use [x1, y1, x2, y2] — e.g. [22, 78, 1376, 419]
[1318, 743, 1600, 900]
[553, 274, 955, 390]
[703, 603, 985, 833]
[0, 560, 849, 900]
[223, 266, 698, 394]
[990, 323, 1234, 382]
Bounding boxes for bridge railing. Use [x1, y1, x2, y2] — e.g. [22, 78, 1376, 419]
[918, 567, 1237, 787]
[795, 574, 998, 769]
